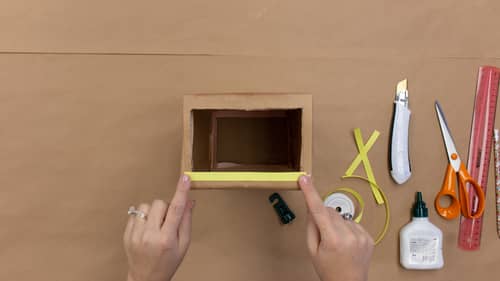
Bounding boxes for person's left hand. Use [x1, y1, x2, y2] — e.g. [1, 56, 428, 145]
[123, 174, 195, 281]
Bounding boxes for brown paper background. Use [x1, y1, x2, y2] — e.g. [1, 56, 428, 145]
[1, 1, 500, 281]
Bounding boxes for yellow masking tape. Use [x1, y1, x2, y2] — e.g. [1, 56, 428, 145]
[345, 130, 380, 176]
[324, 187, 365, 223]
[184, 172, 306, 181]
[344, 129, 384, 204]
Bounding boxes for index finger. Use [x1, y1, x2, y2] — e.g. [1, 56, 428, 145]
[298, 175, 332, 233]
[162, 174, 191, 236]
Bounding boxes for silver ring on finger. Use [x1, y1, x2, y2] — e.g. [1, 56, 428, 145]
[128, 206, 148, 220]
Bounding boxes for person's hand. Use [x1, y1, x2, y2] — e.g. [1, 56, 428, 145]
[123, 174, 195, 281]
[298, 175, 374, 281]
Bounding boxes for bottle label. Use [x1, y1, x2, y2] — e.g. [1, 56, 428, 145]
[409, 236, 438, 265]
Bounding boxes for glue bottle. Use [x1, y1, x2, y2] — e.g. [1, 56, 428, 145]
[400, 192, 443, 270]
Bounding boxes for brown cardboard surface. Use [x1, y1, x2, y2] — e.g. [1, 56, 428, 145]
[1, 1, 500, 280]
[2, 54, 500, 281]
[1, 1, 500, 58]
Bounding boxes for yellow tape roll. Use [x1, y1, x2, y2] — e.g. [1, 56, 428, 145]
[341, 175, 390, 245]
[323, 188, 365, 223]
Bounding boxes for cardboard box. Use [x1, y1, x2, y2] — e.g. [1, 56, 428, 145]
[182, 93, 312, 189]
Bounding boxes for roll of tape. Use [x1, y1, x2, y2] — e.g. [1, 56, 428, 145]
[342, 175, 391, 245]
[324, 193, 355, 218]
[324, 188, 364, 223]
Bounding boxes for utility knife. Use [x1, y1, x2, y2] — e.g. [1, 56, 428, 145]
[390, 79, 412, 184]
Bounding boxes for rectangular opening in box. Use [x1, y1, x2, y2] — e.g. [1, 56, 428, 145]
[191, 109, 302, 172]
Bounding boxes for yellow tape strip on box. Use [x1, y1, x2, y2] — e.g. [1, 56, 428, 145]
[184, 172, 306, 181]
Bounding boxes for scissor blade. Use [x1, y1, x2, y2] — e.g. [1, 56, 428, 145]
[435, 101, 461, 171]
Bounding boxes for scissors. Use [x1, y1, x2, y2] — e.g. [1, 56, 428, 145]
[434, 101, 485, 220]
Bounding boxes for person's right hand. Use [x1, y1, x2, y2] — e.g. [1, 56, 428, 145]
[298, 175, 374, 281]
[124, 175, 194, 281]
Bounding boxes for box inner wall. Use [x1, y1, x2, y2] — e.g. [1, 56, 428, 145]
[191, 109, 302, 172]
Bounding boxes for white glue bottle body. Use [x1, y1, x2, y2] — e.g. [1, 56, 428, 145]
[400, 192, 444, 270]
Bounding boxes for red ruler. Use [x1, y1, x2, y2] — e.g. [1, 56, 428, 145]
[458, 66, 500, 250]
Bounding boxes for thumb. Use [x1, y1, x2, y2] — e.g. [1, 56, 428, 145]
[178, 200, 195, 250]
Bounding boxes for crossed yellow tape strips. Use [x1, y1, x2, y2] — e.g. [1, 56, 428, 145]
[344, 128, 384, 205]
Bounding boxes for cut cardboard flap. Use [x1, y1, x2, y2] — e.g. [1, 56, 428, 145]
[182, 94, 312, 189]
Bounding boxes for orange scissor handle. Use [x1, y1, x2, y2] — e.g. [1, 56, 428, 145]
[435, 164, 461, 219]
[456, 163, 485, 219]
